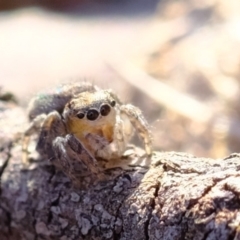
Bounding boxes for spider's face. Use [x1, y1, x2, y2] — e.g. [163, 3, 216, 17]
[63, 90, 118, 143]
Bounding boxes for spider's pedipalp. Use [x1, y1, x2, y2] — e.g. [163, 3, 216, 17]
[85, 133, 110, 158]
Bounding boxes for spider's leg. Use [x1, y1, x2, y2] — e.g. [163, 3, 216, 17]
[22, 113, 47, 164]
[113, 115, 129, 157]
[52, 134, 103, 188]
[36, 111, 66, 159]
[120, 104, 152, 155]
[24, 113, 47, 136]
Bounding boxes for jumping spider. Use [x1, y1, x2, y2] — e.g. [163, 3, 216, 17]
[23, 81, 152, 186]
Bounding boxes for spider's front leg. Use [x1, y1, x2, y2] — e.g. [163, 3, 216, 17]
[52, 134, 104, 188]
[22, 112, 63, 165]
[22, 113, 47, 164]
[120, 104, 152, 156]
[35, 111, 67, 159]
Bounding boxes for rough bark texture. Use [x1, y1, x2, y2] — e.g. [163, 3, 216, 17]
[1, 100, 240, 240]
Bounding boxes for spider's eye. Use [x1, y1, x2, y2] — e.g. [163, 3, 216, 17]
[77, 112, 85, 119]
[110, 100, 116, 107]
[100, 104, 111, 116]
[87, 109, 99, 121]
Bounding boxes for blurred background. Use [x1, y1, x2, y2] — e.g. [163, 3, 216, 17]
[1, 0, 240, 159]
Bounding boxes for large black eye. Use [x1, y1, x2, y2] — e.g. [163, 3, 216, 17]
[100, 104, 111, 116]
[110, 100, 116, 107]
[77, 112, 85, 119]
[87, 109, 99, 121]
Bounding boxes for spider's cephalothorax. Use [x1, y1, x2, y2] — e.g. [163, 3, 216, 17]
[23, 82, 152, 186]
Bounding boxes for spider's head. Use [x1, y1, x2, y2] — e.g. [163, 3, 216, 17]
[63, 90, 118, 142]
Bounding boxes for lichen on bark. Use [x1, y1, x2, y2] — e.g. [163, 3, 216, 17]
[1, 100, 240, 240]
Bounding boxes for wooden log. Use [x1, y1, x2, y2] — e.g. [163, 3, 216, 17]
[0, 100, 240, 240]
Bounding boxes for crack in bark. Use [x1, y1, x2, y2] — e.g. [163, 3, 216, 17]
[144, 180, 160, 240]
[223, 153, 240, 160]
[111, 173, 133, 240]
[0, 143, 12, 177]
[112, 197, 124, 239]
[223, 174, 240, 208]
[47, 192, 61, 224]
[227, 230, 236, 240]
[202, 229, 212, 240]
[182, 174, 240, 239]
[0, 142, 12, 195]
[47, 164, 57, 183]
[197, 174, 240, 209]
[0, 206, 12, 236]
[185, 175, 227, 213]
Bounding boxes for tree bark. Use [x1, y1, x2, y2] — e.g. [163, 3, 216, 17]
[0, 100, 240, 240]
